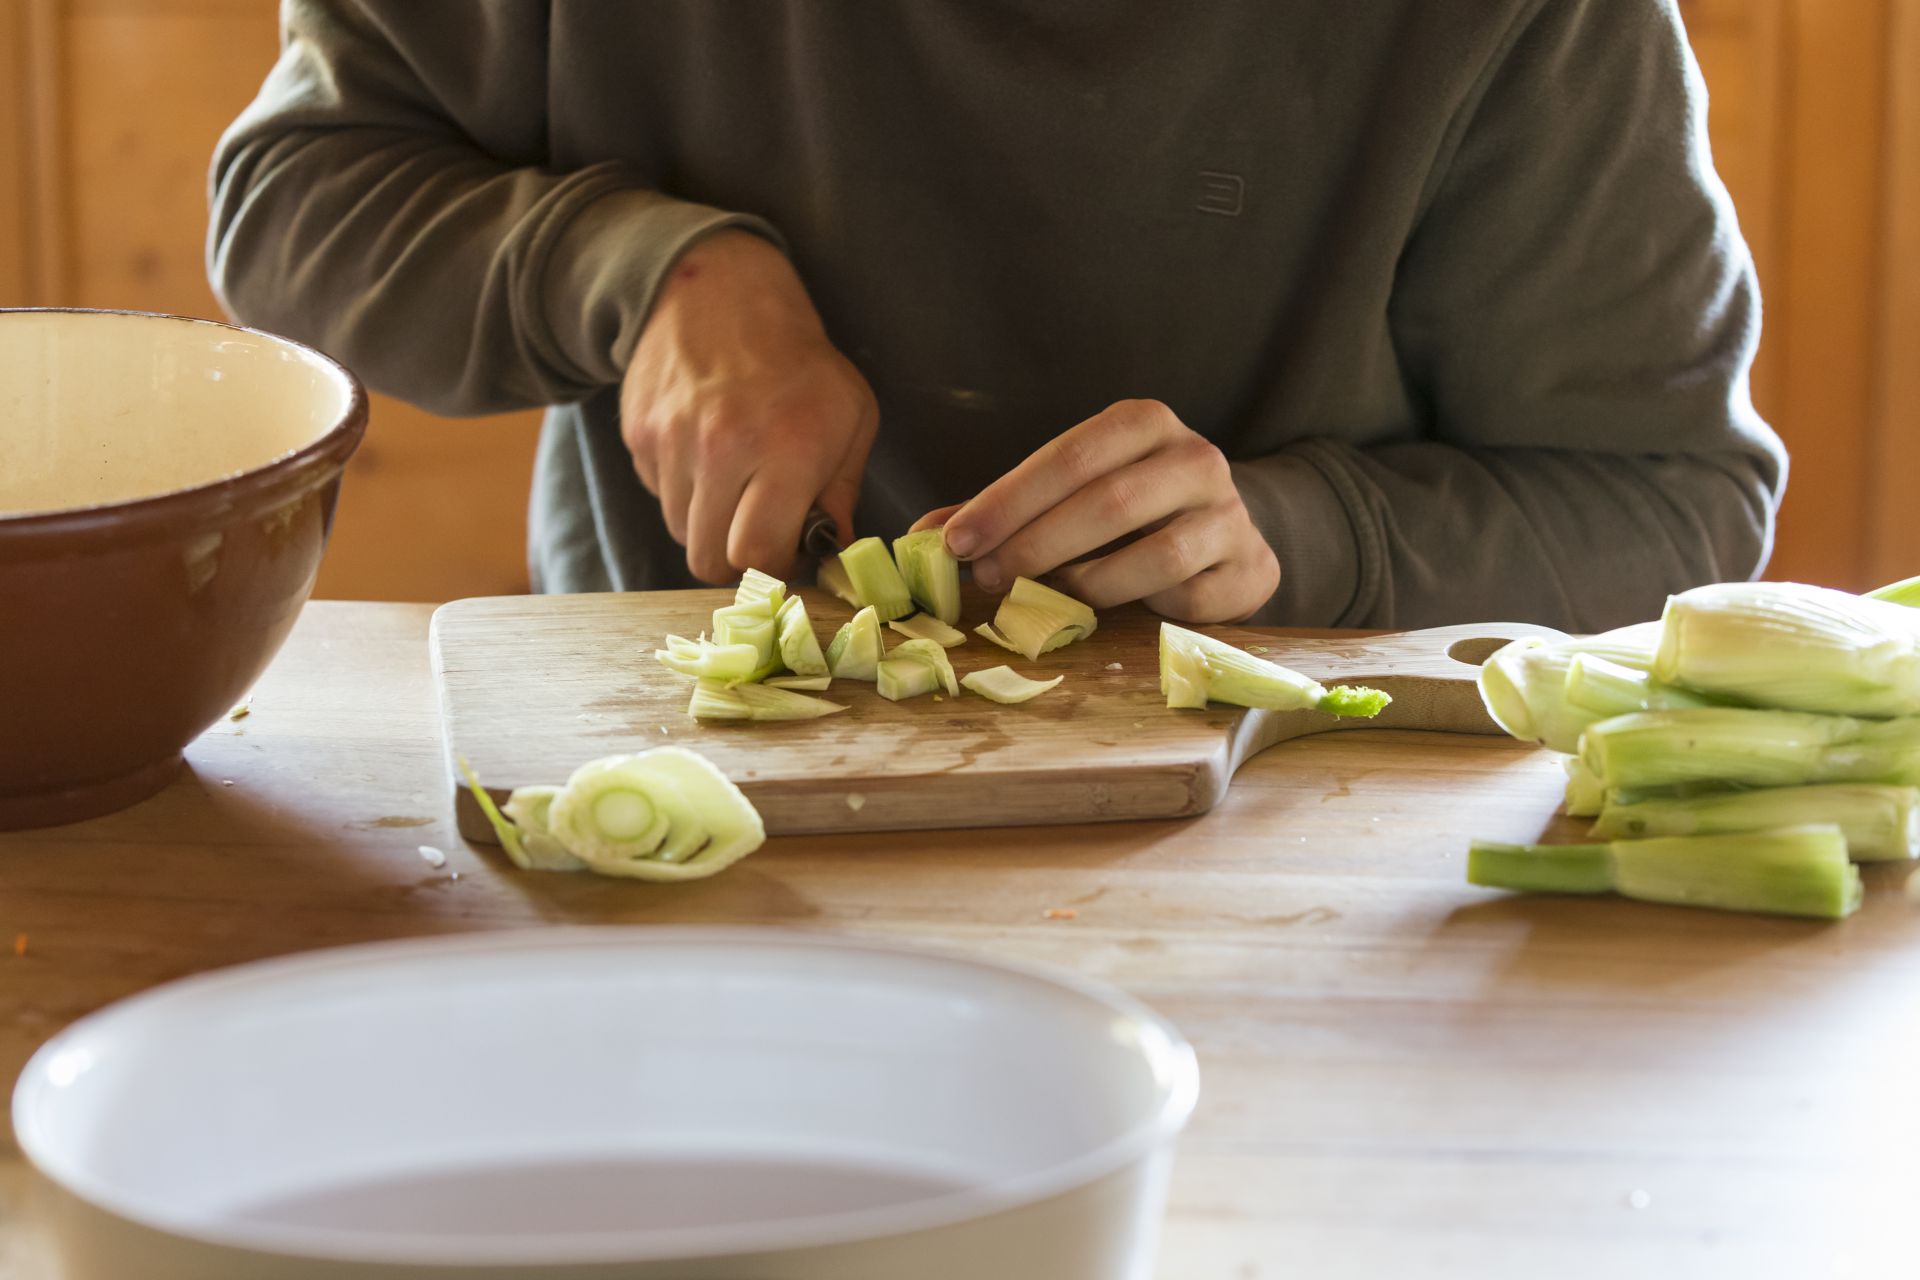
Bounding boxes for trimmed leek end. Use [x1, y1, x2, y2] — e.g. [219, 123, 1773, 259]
[775, 594, 829, 676]
[1469, 827, 1861, 919]
[887, 637, 959, 695]
[962, 666, 1063, 704]
[1316, 685, 1392, 719]
[817, 555, 862, 607]
[689, 678, 846, 721]
[1654, 581, 1920, 718]
[734, 568, 786, 615]
[1159, 623, 1328, 711]
[892, 529, 963, 625]
[655, 635, 763, 682]
[826, 606, 884, 681]
[1611, 825, 1860, 919]
[1591, 783, 1920, 862]
[838, 537, 914, 621]
[877, 657, 939, 701]
[989, 577, 1097, 660]
[1468, 841, 1614, 895]
[1477, 639, 1542, 740]
[1563, 653, 1711, 718]
[546, 748, 767, 881]
[1868, 574, 1920, 608]
[1579, 707, 1920, 793]
[764, 674, 833, 691]
[1562, 753, 1607, 818]
[889, 614, 967, 648]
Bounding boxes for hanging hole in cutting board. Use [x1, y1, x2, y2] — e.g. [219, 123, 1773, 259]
[1445, 636, 1514, 667]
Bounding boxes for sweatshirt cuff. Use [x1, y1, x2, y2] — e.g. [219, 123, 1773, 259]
[1230, 445, 1366, 627]
[536, 177, 784, 390]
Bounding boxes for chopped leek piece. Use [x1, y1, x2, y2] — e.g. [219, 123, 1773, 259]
[1590, 783, 1920, 862]
[456, 754, 534, 870]
[775, 594, 829, 676]
[1581, 707, 1920, 793]
[764, 674, 833, 691]
[1868, 574, 1920, 608]
[733, 567, 786, 615]
[826, 605, 885, 681]
[892, 528, 963, 624]
[886, 637, 958, 695]
[654, 635, 763, 682]
[1159, 623, 1390, 717]
[1563, 653, 1713, 719]
[1654, 581, 1920, 718]
[1468, 825, 1861, 920]
[689, 678, 845, 721]
[837, 536, 914, 621]
[544, 748, 767, 881]
[962, 666, 1063, 704]
[976, 622, 1019, 653]
[816, 555, 861, 608]
[988, 577, 1098, 660]
[500, 785, 589, 871]
[889, 613, 967, 647]
[1562, 753, 1607, 817]
[877, 657, 939, 701]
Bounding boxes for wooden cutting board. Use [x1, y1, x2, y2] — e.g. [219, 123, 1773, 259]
[432, 589, 1561, 843]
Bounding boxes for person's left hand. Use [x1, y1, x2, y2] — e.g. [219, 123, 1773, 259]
[913, 399, 1280, 623]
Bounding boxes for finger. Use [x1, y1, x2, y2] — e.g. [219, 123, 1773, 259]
[1050, 506, 1237, 609]
[813, 402, 877, 551]
[1145, 562, 1262, 624]
[684, 424, 752, 584]
[942, 400, 1177, 561]
[909, 503, 964, 534]
[653, 422, 692, 545]
[968, 452, 1213, 592]
[727, 462, 814, 580]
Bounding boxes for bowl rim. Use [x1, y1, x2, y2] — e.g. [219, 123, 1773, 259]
[0, 308, 368, 541]
[12, 925, 1201, 1267]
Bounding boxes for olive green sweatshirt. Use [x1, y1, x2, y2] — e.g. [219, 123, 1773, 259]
[209, 0, 1784, 630]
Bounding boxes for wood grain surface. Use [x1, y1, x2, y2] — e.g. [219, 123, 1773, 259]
[4, 602, 1920, 1279]
[434, 590, 1562, 843]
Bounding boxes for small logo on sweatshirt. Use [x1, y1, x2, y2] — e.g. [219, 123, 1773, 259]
[1196, 171, 1245, 217]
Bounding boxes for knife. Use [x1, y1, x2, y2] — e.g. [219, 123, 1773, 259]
[799, 506, 843, 559]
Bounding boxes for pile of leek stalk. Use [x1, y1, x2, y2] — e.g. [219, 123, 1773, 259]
[1471, 576, 1920, 919]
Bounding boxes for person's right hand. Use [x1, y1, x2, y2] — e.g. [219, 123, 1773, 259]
[620, 230, 877, 583]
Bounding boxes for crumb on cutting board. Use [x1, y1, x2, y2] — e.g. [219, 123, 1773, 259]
[1043, 908, 1078, 921]
[417, 845, 447, 868]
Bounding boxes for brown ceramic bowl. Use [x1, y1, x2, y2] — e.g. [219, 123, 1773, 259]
[0, 309, 367, 830]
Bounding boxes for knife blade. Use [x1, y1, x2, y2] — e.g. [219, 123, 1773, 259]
[799, 506, 843, 559]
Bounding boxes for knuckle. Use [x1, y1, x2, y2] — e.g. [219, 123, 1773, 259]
[1189, 437, 1232, 483]
[1100, 474, 1143, 528]
[1156, 530, 1204, 580]
[1051, 433, 1101, 487]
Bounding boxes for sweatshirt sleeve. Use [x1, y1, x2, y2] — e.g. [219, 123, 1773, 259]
[1231, 0, 1786, 633]
[207, 0, 780, 416]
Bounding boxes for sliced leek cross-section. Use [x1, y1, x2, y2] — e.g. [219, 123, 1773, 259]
[962, 666, 1063, 704]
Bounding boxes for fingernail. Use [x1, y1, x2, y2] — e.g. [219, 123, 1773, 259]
[972, 559, 1003, 592]
[944, 525, 977, 559]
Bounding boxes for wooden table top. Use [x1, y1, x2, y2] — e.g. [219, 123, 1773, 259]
[3, 601, 1917, 1279]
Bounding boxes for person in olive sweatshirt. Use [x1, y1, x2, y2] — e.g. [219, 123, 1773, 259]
[209, 0, 1785, 630]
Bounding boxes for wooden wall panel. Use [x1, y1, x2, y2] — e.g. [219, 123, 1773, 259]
[1766, 0, 1893, 589]
[0, 3, 31, 303]
[1869, 0, 1920, 584]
